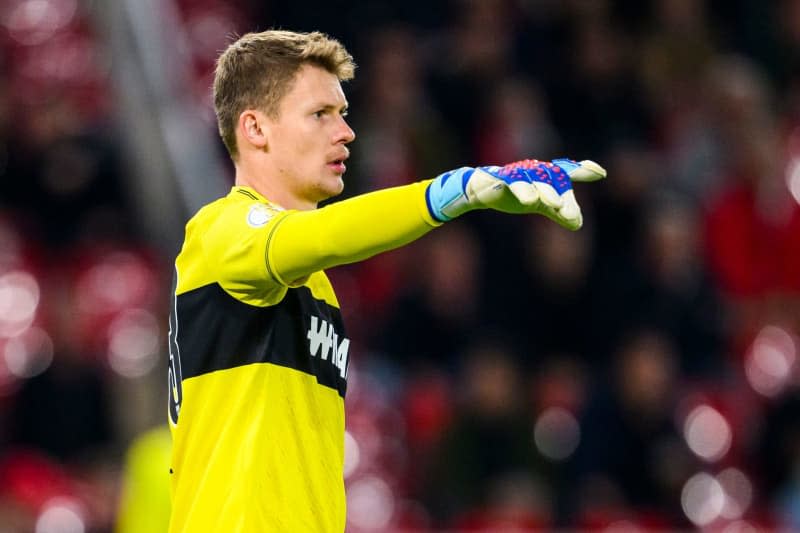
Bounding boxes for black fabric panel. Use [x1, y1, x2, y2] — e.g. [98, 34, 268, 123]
[175, 283, 348, 397]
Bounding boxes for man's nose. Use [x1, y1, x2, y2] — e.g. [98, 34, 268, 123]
[335, 116, 355, 144]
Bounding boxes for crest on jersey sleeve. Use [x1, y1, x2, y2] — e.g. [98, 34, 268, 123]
[246, 203, 280, 228]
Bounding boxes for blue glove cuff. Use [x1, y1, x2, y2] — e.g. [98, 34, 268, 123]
[551, 158, 579, 174]
[426, 167, 474, 222]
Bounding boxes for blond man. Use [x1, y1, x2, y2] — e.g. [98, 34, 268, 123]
[167, 30, 604, 532]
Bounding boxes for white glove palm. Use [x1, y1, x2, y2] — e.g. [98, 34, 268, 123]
[426, 158, 606, 230]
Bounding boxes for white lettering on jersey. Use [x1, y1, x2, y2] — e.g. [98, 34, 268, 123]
[307, 314, 350, 379]
[335, 337, 350, 379]
[307, 315, 333, 360]
[322, 321, 335, 361]
[307, 315, 325, 357]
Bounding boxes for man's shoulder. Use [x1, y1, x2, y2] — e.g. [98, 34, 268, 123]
[185, 195, 228, 228]
[189, 189, 284, 229]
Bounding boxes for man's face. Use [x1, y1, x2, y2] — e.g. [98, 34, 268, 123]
[266, 64, 355, 206]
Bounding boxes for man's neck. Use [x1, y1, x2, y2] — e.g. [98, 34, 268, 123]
[234, 164, 316, 211]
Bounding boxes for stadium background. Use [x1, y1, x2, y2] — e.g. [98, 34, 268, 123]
[1, 0, 800, 531]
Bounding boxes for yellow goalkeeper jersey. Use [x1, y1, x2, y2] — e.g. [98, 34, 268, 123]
[168, 183, 438, 532]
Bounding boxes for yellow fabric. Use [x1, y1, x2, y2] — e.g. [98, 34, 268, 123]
[169, 182, 438, 532]
[116, 426, 172, 533]
[270, 180, 440, 283]
[170, 364, 345, 533]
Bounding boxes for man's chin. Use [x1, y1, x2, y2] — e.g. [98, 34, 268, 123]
[313, 178, 345, 203]
[326, 176, 345, 197]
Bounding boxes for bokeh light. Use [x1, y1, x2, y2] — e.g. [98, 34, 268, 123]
[347, 475, 395, 531]
[35, 496, 86, 533]
[683, 404, 732, 462]
[108, 309, 159, 378]
[76, 252, 156, 315]
[4, 0, 78, 46]
[18, 33, 105, 86]
[343, 430, 361, 480]
[745, 325, 797, 397]
[4, 327, 53, 378]
[786, 156, 800, 206]
[682, 472, 725, 527]
[533, 407, 580, 461]
[718, 468, 753, 520]
[0, 271, 40, 338]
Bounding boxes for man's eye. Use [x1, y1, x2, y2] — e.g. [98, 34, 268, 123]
[341, 109, 349, 117]
[313, 110, 324, 119]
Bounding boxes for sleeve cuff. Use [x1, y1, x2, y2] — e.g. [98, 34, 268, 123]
[416, 180, 445, 227]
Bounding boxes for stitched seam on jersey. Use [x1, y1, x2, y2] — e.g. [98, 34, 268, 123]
[264, 211, 292, 286]
[237, 189, 259, 201]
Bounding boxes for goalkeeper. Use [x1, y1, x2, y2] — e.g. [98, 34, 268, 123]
[167, 29, 605, 532]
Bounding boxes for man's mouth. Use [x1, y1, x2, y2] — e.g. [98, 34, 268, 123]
[327, 160, 346, 174]
[327, 155, 348, 174]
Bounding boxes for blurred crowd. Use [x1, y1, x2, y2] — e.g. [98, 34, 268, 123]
[1, 0, 800, 531]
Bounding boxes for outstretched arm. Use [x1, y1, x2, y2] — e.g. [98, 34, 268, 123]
[269, 181, 439, 285]
[268, 158, 606, 285]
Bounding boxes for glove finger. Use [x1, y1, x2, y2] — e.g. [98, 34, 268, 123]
[555, 189, 583, 230]
[507, 180, 540, 206]
[537, 205, 577, 231]
[568, 160, 607, 182]
[532, 181, 563, 208]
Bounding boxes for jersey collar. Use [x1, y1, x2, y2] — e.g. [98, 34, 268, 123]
[231, 186, 271, 204]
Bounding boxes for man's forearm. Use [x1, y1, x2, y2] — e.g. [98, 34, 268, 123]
[269, 181, 440, 284]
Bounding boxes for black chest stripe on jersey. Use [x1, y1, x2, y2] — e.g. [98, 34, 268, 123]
[174, 283, 348, 397]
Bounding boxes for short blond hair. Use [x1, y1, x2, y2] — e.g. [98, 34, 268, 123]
[213, 30, 356, 159]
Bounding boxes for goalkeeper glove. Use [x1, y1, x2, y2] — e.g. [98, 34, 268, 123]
[425, 158, 606, 230]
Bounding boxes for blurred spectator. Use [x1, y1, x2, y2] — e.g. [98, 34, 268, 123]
[350, 26, 458, 192]
[7, 272, 114, 464]
[7, 350, 112, 463]
[640, 0, 717, 115]
[401, 369, 454, 458]
[549, 16, 651, 157]
[530, 354, 588, 417]
[423, 338, 554, 529]
[589, 142, 654, 263]
[504, 216, 595, 363]
[374, 223, 483, 371]
[702, 61, 800, 350]
[1, 99, 129, 246]
[640, 197, 726, 375]
[568, 328, 693, 527]
[428, 0, 519, 157]
[641, 0, 725, 200]
[594, 194, 727, 376]
[474, 77, 561, 165]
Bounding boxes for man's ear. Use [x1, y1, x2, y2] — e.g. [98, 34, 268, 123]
[237, 109, 270, 152]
